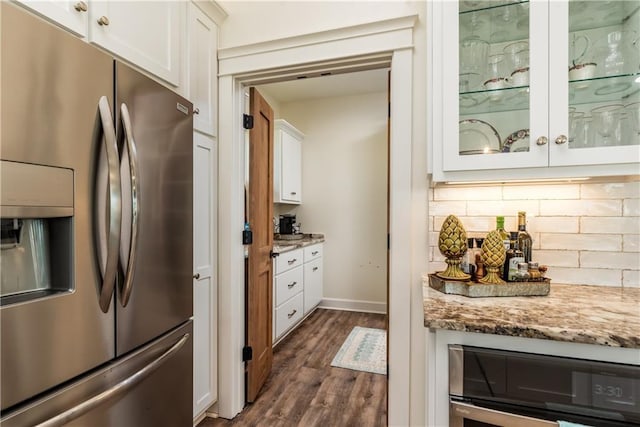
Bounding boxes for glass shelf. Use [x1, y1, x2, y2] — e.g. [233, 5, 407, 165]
[569, 73, 640, 106]
[569, 1, 639, 32]
[459, 0, 528, 14]
[460, 85, 530, 115]
[459, 1, 529, 44]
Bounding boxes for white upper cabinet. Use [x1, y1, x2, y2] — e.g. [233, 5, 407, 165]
[432, 1, 640, 182]
[188, 3, 218, 136]
[89, 2, 182, 86]
[14, 0, 89, 37]
[274, 119, 303, 204]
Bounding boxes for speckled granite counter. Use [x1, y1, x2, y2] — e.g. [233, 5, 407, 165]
[422, 275, 640, 348]
[272, 233, 325, 254]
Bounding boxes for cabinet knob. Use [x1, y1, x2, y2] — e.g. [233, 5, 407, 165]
[97, 16, 110, 26]
[555, 135, 568, 145]
[193, 107, 200, 115]
[74, 1, 87, 12]
[193, 273, 200, 280]
[536, 136, 548, 146]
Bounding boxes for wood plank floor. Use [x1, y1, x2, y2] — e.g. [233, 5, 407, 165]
[198, 308, 387, 427]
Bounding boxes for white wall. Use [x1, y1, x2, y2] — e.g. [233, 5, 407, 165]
[277, 91, 389, 305]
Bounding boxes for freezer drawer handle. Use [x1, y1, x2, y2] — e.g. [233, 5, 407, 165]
[450, 401, 557, 427]
[35, 333, 190, 427]
[119, 103, 141, 307]
[95, 96, 122, 313]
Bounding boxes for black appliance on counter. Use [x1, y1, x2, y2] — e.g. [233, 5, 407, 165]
[449, 345, 640, 427]
[279, 214, 296, 234]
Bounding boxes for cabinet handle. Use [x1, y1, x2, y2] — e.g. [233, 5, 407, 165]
[74, 1, 87, 12]
[555, 135, 568, 145]
[287, 309, 297, 318]
[193, 107, 200, 115]
[287, 258, 297, 265]
[193, 273, 200, 280]
[311, 251, 319, 256]
[313, 267, 319, 272]
[536, 136, 548, 146]
[97, 16, 110, 26]
[290, 192, 297, 195]
[287, 281, 297, 289]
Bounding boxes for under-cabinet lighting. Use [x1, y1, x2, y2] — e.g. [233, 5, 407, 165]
[444, 177, 591, 185]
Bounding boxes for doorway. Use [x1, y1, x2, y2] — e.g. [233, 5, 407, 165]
[217, 16, 416, 425]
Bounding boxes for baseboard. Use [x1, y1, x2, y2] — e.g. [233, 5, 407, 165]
[319, 298, 387, 314]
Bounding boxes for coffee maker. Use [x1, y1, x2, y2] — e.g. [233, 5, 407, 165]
[278, 214, 296, 235]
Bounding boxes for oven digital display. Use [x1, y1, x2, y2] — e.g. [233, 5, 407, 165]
[591, 374, 637, 412]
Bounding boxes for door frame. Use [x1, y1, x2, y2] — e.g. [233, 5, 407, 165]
[217, 15, 417, 426]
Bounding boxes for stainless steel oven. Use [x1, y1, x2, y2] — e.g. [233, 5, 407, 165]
[449, 345, 640, 427]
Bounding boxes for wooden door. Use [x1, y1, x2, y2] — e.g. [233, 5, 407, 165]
[246, 87, 274, 402]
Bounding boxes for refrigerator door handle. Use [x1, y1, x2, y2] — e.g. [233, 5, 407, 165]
[118, 103, 140, 307]
[96, 96, 121, 313]
[34, 333, 190, 427]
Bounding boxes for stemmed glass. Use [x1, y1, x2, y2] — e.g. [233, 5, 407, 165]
[591, 104, 623, 146]
[568, 107, 585, 146]
[625, 103, 640, 137]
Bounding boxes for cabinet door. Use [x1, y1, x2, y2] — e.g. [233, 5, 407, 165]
[14, 0, 88, 37]
[188, 3, 217, 136]
[303, 257, 323, 314]
[548, 1, 640, 167]
[442, 1, 550, 172]
[193, 132, 217, 417]
[280, 131, 302, 203]
[89, 2, 182, 86]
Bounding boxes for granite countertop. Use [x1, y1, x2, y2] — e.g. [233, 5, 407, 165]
[422, 275, 640, 348]
[272, 233, 325, 254]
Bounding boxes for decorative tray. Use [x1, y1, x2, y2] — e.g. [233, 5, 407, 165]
[428, 274, 550, 298]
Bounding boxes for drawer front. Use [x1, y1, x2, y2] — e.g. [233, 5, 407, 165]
[275, 248, 303, 274]
[275, 266, 303, 307]
[275, 293, 304, 339]
[303, 243, 323, 262]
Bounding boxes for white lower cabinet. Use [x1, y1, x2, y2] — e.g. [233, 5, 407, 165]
[272, 242, 324, 344]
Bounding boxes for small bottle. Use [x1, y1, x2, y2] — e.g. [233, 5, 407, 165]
[495, 216, 510, 251]
[505, 231, 524, 281]
[517, 211, 533, 263]
[462, 238, 474, 274]
[528, 262, 541, 280]
[514, 262, 530, 281]
[475, 253, 486, 281]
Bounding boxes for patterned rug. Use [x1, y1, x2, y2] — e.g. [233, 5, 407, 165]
[330, 326, 387, 375]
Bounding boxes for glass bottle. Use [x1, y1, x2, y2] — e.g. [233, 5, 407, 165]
[495, 216, 510, 251]
[462, 238, 475, 275]
[514, 262, 530, 281]
[504, 231, 524, 281]
[517, 211, 532, 263]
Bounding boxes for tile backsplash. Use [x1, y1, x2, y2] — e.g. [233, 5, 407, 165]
[428, 180, 640, 288]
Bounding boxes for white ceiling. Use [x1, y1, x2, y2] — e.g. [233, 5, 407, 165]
[255, 68, 389, 104]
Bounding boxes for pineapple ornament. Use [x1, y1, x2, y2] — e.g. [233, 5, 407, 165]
[437, 215, 471, 280]
[479, 230, 507, 285]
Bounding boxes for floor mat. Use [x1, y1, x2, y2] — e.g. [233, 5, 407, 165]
[330, 326, 387, 375]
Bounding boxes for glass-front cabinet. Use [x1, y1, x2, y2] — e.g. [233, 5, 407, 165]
[434, 0, 640, 180]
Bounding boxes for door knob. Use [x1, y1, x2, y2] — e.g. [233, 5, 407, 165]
[555, 135, 568, 145]
[97, 16, 110, 26]
[193, 273, 200, 280]
[74, 1, 87, 12]
[536, 136, 548, 146]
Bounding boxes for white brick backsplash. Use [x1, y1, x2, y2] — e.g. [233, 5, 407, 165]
[534, 250, 579, 268]
[540, 200, 621, 216]
[580, 251, 640, 270]
[434, 186, 502, 201]
[528, 217, 579, 233]
[623, 234, 640, 252]
[624, 199, 640, 216]
[428, 180, 638, 287]
[429, 201, 466, 217]
[540, 233, 621, 251]
[548, 267, 622, 286]
[466, 200, 539, 216]
[623, 270, 640, 288]
[429, 261, 447, 274]
[503, 184, 579, 200]
[581, 217, 639, 234]
[581, 182, 640, 199]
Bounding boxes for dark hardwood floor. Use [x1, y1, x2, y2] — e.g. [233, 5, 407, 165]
[199, 308, 387, 427]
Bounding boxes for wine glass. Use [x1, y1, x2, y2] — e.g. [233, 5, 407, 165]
[591, 104, 623, 146]
[625, 103, 640, 137]
[568, 107, 585, 146]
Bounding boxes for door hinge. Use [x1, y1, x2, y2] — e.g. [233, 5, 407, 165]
[242, 346, 253, 362]
[243, 114, 254, 129]
[243, 228, 253, 245]
[270, 250, 279, 258]
[387, 233, 390, 250]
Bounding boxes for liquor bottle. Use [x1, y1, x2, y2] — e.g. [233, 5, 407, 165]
[504, 231, 524, 281]
[495, 216, 510, 251]
[461, 238, 475, 275]
[517, 211, 533, 263]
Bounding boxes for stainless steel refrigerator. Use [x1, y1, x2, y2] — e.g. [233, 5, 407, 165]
[0, 3, 193, 425]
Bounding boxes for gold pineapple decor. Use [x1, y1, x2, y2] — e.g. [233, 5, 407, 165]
[479, 230, 507, 285]
[437, 215, 471, 280]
